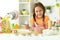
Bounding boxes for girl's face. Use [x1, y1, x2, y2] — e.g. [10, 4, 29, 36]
[35, 6, 44, 19]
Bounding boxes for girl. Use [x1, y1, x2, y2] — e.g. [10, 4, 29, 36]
[30, 2, 50, 33]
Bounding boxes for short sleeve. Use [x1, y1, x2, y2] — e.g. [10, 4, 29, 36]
[30, 17, 34, 26]
[44, 16, 50, 25]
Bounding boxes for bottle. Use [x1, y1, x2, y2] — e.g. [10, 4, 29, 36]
[2, 17, 11, 33]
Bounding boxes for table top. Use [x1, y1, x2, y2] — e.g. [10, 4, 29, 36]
[0, 33, 60, 40]
[0, 29, 60, 40]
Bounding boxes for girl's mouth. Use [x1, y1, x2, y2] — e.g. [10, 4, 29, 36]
[37, 14, 43, 18]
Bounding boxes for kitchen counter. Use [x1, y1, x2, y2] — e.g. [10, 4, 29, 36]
[0, 33, 60, 40]
[0, 28, 60, 40]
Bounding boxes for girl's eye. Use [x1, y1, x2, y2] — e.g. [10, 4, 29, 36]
[35, 10, 43, 13]
[36, 11, 38, 12]
[39, 10, 43, 12]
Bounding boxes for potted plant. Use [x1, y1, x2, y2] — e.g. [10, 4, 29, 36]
[45, 6, 51, 13]
[21, 9, 29, 15]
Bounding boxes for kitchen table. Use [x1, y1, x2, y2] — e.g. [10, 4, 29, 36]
[0, 33, 60, 40]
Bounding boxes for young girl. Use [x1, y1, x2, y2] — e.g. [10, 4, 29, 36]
[30, 2, 50, 33]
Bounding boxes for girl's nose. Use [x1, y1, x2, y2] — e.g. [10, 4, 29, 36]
[38, 11, 40, 14]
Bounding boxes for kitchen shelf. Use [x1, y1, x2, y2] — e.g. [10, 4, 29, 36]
[19, 0, 35, 27]
[19, 15, 30, 16]
[19, 0, 31, 26]
[19, 2, 30, 4]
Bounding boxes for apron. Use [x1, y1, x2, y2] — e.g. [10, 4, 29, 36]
[34, 21, 47, 29]
[33, 21, 47, 33]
